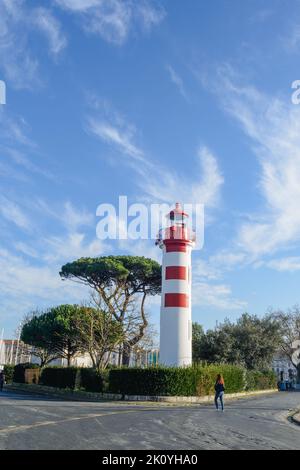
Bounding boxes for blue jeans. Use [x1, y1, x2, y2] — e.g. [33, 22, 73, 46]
[215, 391, 224, 410]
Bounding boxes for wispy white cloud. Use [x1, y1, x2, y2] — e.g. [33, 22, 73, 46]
[281, 13, 300, 53]
[0, 247, 89, 317]
[0, 196, 107, 330]
[14, 242, 39, 259]
[0, 108, 57, 184]
[0, 0, 66, 88]
[166, 64, 188, 100]
[140, 146, 224, 208]
[192, 251, 247, 283]
[54, 0, 101, 11]
[193, 258, 220, 281]
[193, 280, 247, 310]
[33, 7, 67, 56]
[1, 146, 55, 181]
[62, 201, 94, 231]
[0, 0, 39, 90]
[209, 251, 247, 268]
[212, 64, 300, 261]
[86, 95, 146, 163]
[9, 197, 106, 263]
[191, 251, 247, 310]
[0, 160, 29, 183]
[249, 9, 274, 24]
[31, 199, 94, 233]
[0, 108, 35, 146]
[87, 100, 224, 209]
[265, 257, 300, 272]
[0, 196, 30, 230]
[42, 232, 105, 263]
[137, 0, 165, 31]
[54, 0, 165, 45]
[87, 118, 145, 162]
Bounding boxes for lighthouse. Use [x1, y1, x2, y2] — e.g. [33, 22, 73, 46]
[156, 203, 196, 367]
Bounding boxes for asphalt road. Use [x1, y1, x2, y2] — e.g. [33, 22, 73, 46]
[0, 389, 299, 450]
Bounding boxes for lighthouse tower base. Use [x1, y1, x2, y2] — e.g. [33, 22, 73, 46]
[159, 244, 193, 367]
[160, 308, 192, 367]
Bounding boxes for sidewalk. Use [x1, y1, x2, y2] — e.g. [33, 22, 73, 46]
[5, 383, 278, 405]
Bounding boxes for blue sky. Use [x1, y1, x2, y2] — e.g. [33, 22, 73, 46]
[1, 0, 300, 338]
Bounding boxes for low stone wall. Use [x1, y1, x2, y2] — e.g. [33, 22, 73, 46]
[123, 389, 277, 403]
[6, 383, 277, 404]
[6, 383, 120, 402]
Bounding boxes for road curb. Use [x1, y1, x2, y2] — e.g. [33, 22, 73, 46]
[291, 411, 300, 426]
[5, 383, 278, 405]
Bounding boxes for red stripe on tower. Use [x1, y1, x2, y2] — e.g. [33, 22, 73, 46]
[165, 266, 187, 280]
[165, 242, 186, 253]
[165, 293, 189, 308]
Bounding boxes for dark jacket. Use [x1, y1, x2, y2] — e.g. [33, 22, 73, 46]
[215, 381, 225, 394]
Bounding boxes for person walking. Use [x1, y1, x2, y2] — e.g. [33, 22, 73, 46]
[0, 370, 5, 392]
[214, 374, 225, 411]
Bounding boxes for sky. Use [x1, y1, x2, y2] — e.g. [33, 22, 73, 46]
[1, 0, 300, 338]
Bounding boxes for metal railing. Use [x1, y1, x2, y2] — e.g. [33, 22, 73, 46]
[155, 226, 196, 246]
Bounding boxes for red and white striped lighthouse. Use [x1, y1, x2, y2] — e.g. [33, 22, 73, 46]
[156, 203, 196, 366]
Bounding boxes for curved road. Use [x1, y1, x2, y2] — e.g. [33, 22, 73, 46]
[0, 390, 299, 450]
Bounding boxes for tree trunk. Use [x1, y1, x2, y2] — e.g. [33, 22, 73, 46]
[118, 345, 122, 366]
[121, 292, 148, 366]
[297, 364, 300, 384]
[122, 343, 131, 366]
[88, 351, 97, 369]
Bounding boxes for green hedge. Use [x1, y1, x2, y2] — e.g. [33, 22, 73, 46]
[40, 367, 81, 389]
[13, 363, 40, 384]
[3, 364, 14, 384]
[80, 368, 109, 393]
[40, 367, 109, 392]
[108, 364, 245, 396]
[245, 370, 277, 391]
[35, 365, 276, 396]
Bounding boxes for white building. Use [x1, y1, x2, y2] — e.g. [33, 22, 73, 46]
[272, 353, 297, 382]
[0, 338, 159, 369]
[0, 339, 31, 367]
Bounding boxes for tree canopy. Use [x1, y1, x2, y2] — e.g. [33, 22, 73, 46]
[60, 256, 161, 296]
[193, 313, 282, 370]
[21, 305, 90, 366]
[270, 306, 300, 381]
[21, 312, 58, 367]
[74, 307, 124, 370]
[60, 256, 161, 365]
[192, 322, 204, 363]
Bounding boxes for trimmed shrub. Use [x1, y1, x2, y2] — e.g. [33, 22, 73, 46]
[245, 370, 277, 391]
[40, 367, 109, 392]
[13, 363, 40, 384]
[40, 367, 80, 389]
[80, 368, 109, 393]
[3, 364, 14, 384]
[108, 364, 246, 397]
